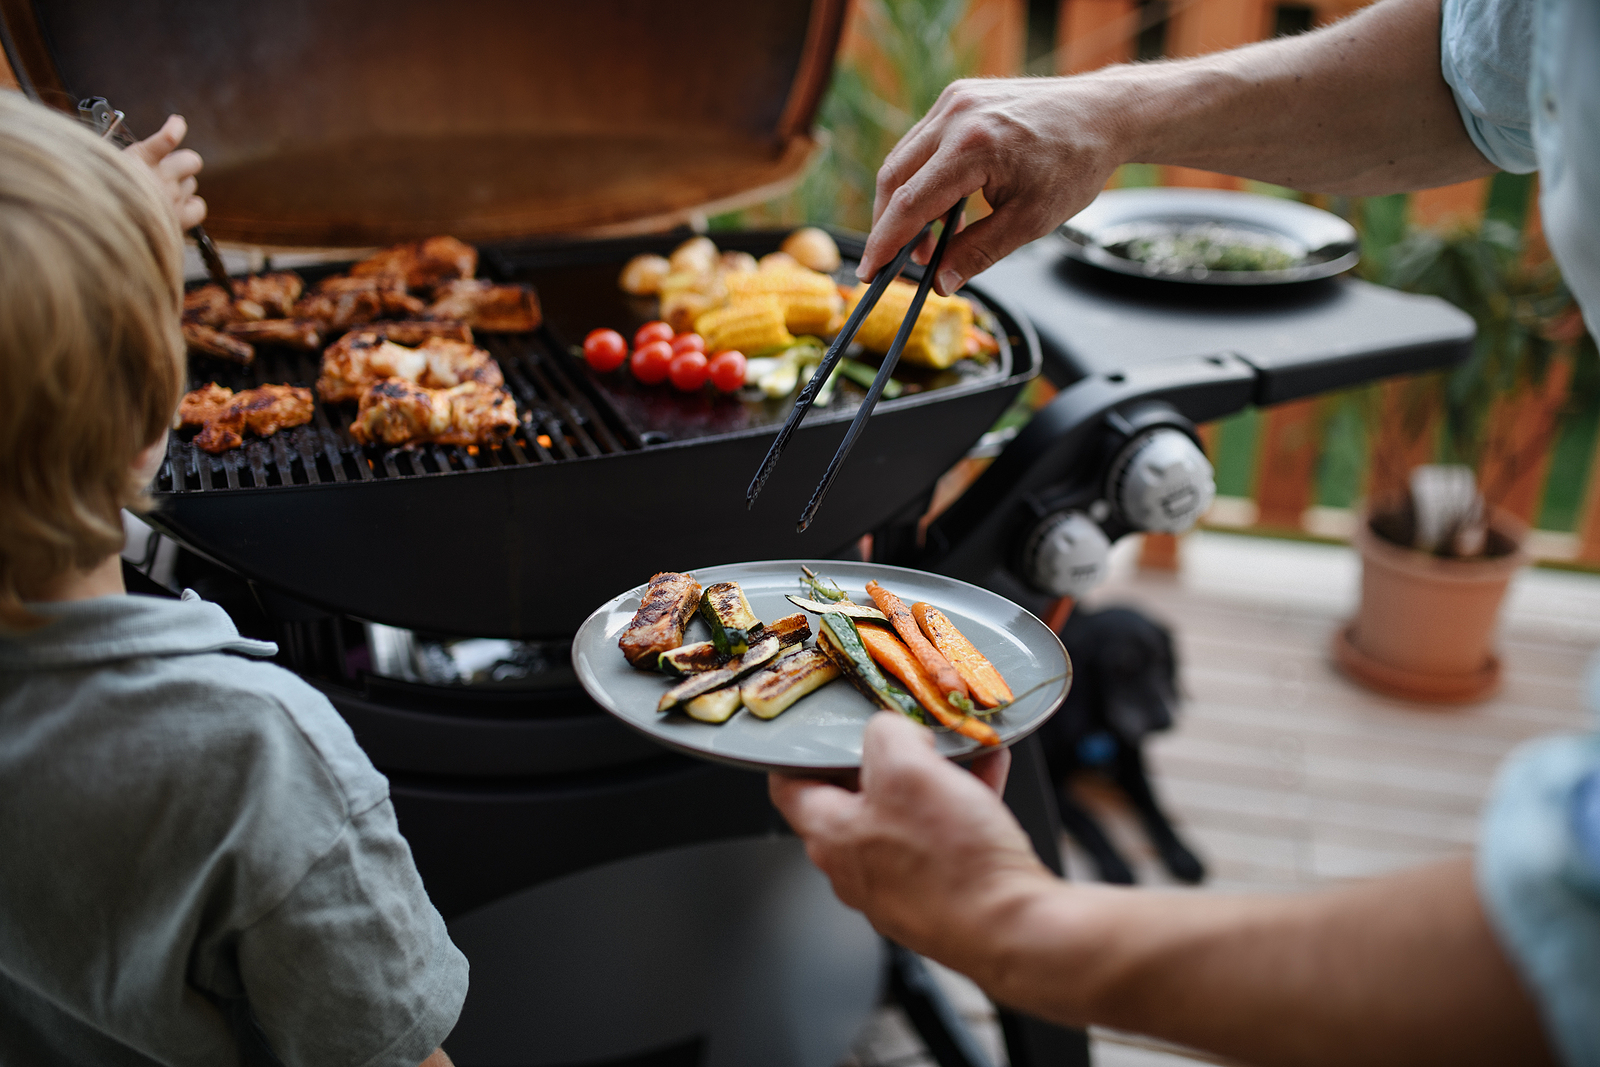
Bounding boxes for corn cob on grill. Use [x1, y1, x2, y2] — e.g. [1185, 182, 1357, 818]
[843, 280, 974, 369]
[695, 296, 796, 354]
[726, 268, 844, 337]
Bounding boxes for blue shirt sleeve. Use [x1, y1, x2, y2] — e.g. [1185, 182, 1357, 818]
[1439, 0, 1540, 173]
[1477, 731, 1600, 1067]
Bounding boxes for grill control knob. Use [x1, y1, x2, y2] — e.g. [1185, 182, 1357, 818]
[1021, 511, 1111, 598]
[1108, 428, 1215, 534]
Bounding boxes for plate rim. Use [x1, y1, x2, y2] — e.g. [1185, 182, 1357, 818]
[573, 558, 1071, 774]
[1058, 187, 1360, 286]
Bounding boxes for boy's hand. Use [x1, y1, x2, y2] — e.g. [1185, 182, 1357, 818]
[768, 712, 1051, 980]
[125, 115, 206, 230]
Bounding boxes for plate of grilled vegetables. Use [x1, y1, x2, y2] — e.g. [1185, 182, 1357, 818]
[573, 560, 1072, 773]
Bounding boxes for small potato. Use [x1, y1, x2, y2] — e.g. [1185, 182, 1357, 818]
[662, 290, 719, 334]
[619, 253, 671, 296]
[719, 250, 759, 275]
[759, 251, 800, 272]
[780, 226, 841, 273]
[669, 236, 719, 276]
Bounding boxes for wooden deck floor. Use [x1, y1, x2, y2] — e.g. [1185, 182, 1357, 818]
[844, 530, 1600, 1067]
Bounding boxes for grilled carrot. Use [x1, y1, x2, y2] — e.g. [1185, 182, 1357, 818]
[856, 623, 999, 746]
[911, 603, 1013, 709]
[865, 580, 969, 704]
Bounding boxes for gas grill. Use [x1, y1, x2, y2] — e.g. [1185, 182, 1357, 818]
[5, 3, 1477, 1065]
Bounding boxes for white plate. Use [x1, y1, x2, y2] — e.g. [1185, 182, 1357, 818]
[573, 560, 1071, 773]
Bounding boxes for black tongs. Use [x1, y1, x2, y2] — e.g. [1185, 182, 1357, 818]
[77, 97, 235, 295]
[746, 196, 968, 532]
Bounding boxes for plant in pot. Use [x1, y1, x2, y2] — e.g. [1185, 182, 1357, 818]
[1335, 201, 1594, 702]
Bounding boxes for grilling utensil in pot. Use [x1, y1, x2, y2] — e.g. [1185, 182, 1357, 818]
[77, 96, 235, 294]
[747, 197, 968, 531]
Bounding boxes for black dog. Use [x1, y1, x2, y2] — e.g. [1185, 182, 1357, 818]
[1036, 606, 1206, 885]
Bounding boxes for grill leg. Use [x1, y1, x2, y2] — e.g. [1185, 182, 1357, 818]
[997, 735, 1093, 1067]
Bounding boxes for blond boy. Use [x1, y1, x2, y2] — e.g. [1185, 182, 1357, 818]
[0, 93, 465, 1066]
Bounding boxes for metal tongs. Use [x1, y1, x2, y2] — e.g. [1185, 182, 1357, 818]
[77, 96, 235, 294]
[746, 196, 968, 532]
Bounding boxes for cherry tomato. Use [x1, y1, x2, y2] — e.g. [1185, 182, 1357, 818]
[631, 339, 674, 384]
[634, 320, 674, 349]
[670, 332, 706, 356]
[708, 349, 747, 393]
[582, 328, 627, 372]
[669, 350, 709, 391]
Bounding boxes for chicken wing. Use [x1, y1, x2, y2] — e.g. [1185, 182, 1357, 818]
[234, 272, 305, 318]
[183, 284, 235, 327]
[183, 321, 255, 365]
[178, 383, 315, 453]
[224, 319, 323, 351]
[426, 279, 542, 333]
[347, 378, 518, 447]
[292, 288, 387, 331]
[350, 236, 478, 291]
[317, 331, 503, 403]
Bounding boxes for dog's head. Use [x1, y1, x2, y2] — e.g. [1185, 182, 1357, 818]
[1059, 606, 1178, 744]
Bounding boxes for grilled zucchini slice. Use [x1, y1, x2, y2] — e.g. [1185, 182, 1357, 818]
[685, 686, 743, 724]
[701, 582, 763, 656]
[658, 634, 781, 712]
[742, 648, 840, 720]
[817, 613, 924, 721]
[658, 640, 726, 677]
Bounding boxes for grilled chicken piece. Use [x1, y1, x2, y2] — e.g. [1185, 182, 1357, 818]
[351, 236, 478, 291]
[310, 273, 426, 318]
[235, 272, 304, 318]
[347, 378, 518, 447]
[358, 320, 473, 346]
[224, 319, 323, 351]
[317, 332, 503, 403]
[183, 283, 236, 327]
[618, 572, 705, 668]
[292, 288, 386, 331]
[178, 383, 315, 453]
[426, 279, 542, 333]
[183, 321, 255, 365]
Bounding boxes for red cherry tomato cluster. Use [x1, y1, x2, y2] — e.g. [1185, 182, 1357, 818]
[582, 322, 745, 394]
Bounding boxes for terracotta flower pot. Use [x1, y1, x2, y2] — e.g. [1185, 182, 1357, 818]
[1333, 512, 1529, 703]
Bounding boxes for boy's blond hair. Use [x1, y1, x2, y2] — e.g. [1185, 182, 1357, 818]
[0, 92, 185, 629]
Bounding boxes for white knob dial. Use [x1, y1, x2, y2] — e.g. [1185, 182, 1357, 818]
[1021, 511, 1111, 598]
[1108, 428, 1215, 533]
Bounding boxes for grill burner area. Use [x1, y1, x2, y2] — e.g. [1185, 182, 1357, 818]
[159, 333, 637, 493]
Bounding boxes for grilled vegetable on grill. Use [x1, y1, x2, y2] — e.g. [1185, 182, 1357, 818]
[695, 296, 795, 356]
[855, 623, 999, 746]
[779, 227, 841, 273]
[224, 319, 323, 351]
[619, 572, 703, 668]
[912, 603, 1013, 709]
[741, 648, 840, 720]
[658, 634, 781, 713]
[347, 378, 518, 447]
[350, 235, 478, 291]
[700, 582, 763, 656]
[619, 253, 671, 296]
[178, 383, 314, 453]
[427, 280, 542, 334]
[724, 267, 843, 337]
[816, 612, 923, 721]
[182, 322, 255, 365]
[657, 612, 811, 676]
[684, 687, 742, 724]
[317, 333, 503, 403]
[865, 581, 969, 704]
[843, 279, 974, 370]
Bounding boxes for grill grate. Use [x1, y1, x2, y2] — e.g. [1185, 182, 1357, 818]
[157, 331, 640, 494]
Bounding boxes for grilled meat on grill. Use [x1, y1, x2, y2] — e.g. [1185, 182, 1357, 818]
[292, 288, 386, 331]
[183, 284, 235, 327]
[317, 332, 503, 403]
[347, 378, 518, 447]
[182, 272, 305, 326]
[178, 382, 314, 453]
[358, 320, 473, 346]
[224, 319, 323, 351]
[426, 280, 542, 333]
[351, 235, 478, 291]
[619, 572, 705, 668]
[183, 321, 255, 365]
[312, 273, 427, 317]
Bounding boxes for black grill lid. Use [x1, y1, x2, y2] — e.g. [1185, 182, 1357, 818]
[1, 0, 847, 245]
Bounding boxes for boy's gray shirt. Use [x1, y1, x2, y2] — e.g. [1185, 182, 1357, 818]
[0, 591, 468, 1066]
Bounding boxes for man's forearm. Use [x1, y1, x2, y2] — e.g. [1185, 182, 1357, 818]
[1092, 0, 1493, 193]
[975, 859, 1551, 1067]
